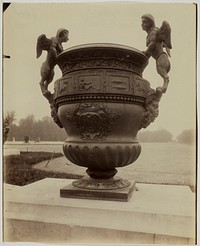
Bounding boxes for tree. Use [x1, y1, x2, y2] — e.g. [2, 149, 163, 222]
[3, 111, 16, 144]
[177, 129, 195, 144]
[16, 115, 34, 141]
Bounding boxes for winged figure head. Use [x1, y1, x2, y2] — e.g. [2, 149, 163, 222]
[141, 14, 155, 31]
[56, 28, 69, 43]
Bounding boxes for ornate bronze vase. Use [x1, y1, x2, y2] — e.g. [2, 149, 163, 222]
[49, 44, 162, 200]
[37, 15, 172, 201]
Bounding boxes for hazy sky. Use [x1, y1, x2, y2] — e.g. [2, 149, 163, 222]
[2, 2, 196, 137]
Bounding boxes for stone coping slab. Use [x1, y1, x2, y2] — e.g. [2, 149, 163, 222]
[3, 148, 20, 156]
[4, 178, 195, 243]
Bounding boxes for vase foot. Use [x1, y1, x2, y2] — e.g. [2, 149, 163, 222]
[72, 175, 131, 190]
[60, 177, 135, 202]
[86, 168, 117, 179]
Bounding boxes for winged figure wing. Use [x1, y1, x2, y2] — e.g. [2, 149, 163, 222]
[36, 34, 52, 58]
[156, 21, 172, 51]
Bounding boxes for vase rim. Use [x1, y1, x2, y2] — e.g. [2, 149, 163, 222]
[59, 43, 146, 57]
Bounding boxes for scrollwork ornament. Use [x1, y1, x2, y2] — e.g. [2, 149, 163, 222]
[141, 87, 163, 129]
[66, 103, 120, 140]
[50, 100, 63, 128]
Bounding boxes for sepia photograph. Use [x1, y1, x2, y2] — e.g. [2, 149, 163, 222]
[2, 1, 197, 245]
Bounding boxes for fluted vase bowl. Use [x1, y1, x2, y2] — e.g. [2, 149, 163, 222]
[53, 43, 157, 192]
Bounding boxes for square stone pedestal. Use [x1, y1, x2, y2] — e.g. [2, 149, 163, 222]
[4, 178, 195, 244]
[60, 181, 135, 201]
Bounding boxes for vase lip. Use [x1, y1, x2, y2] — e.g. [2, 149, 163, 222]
[59, 43, 147, 58]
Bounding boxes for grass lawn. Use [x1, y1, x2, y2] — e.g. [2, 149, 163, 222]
[4, 151, 82, 186]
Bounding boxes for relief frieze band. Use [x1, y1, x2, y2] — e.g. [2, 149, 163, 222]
[54, 70, 152, 104]
[59, 58, 144, 76]
[55, 93, 145, 107]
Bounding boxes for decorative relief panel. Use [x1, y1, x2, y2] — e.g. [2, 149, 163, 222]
[78, 75, 101, 93]
[54, 76, 75, 97]
[133, 75, 151, 97]
[107, 75, 130, 93]
[54, 79, 60, 98]
[59, 77, 74, 94]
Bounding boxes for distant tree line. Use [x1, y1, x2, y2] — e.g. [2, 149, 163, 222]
[5, 112, 195, 144]
[7, 114, 66, 141]
[138, 129, 173, 142]
[138, 128, 195, 144]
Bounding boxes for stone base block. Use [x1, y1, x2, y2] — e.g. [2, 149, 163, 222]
[60, 181, 135, 201]
[4, 178, 196, 244]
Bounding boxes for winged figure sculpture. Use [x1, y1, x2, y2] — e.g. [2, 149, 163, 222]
[36, 29, 69, 101]
[141, 14, 172, 93]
